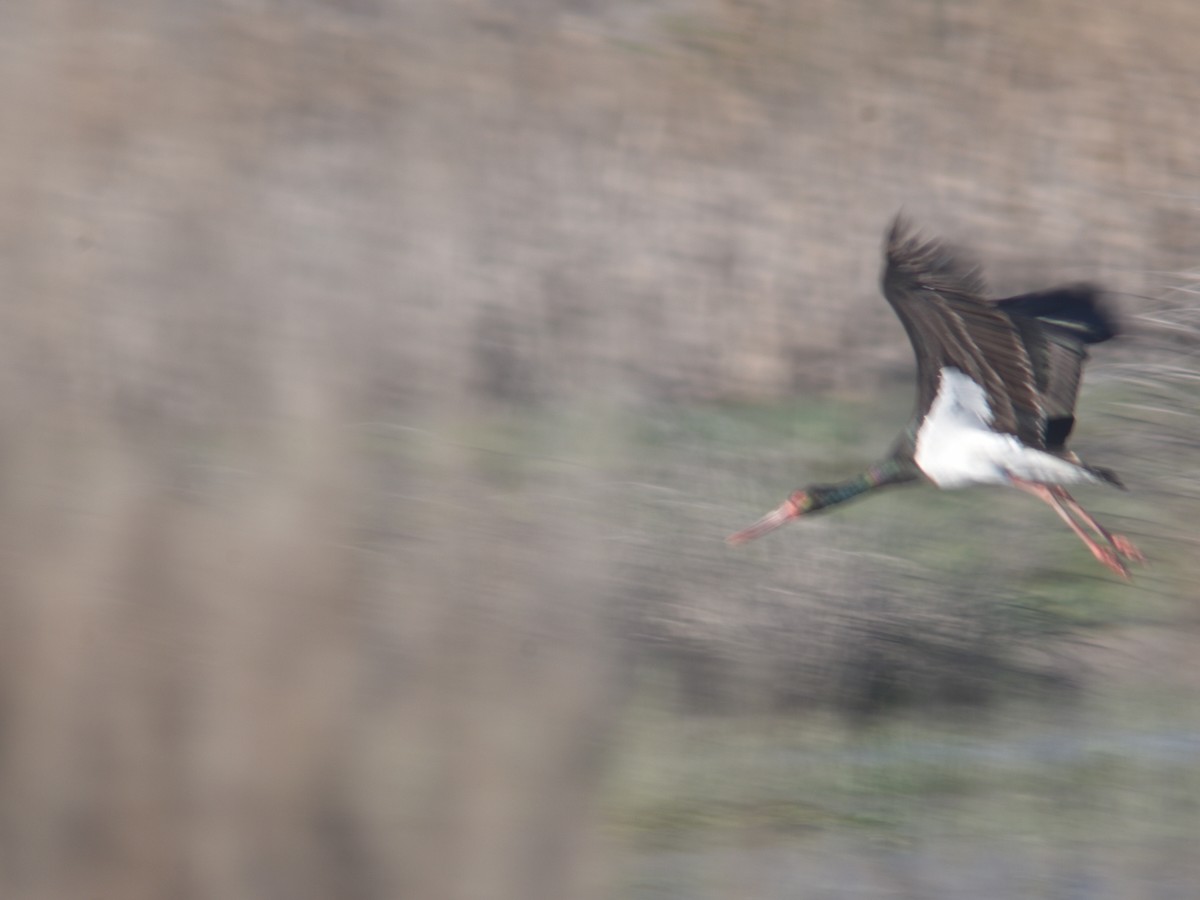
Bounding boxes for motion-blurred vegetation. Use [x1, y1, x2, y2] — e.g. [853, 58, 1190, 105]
[4, 1, 1200, 898]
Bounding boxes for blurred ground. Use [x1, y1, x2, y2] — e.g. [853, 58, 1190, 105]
[2, 1, 1200, 899]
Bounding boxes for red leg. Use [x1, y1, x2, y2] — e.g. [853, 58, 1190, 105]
[1010, 479, 1131, 579]
[1048, 486, 1145, 564]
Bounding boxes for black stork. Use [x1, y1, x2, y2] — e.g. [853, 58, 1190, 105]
[728, 215, 1144, 578]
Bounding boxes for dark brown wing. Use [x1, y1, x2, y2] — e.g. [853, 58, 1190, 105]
[995, 285, 1114, 450]
[881, 216, 1045, 447]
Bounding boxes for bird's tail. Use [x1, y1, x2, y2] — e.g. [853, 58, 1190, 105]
[1086, 464, 1125, 489]
[994, 285, 1118, 344]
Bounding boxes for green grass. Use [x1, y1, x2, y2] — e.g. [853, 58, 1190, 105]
[627, 385, 1165, 608]
[602, 691, 1200, 848]
[377, 389, 1200, 893]
[582, 384, 1200, 855]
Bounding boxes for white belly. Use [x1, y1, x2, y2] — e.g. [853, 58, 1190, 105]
[914, 368, 1098, 489]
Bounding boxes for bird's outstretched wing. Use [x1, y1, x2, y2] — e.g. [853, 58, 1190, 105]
[881, 216, 1044, 446]
[995, 285, 1115, 450]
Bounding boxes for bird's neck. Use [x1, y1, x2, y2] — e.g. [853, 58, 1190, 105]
[817, 459, 913, 509]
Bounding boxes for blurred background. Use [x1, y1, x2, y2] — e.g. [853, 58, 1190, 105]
[4, 1, 1200, 898]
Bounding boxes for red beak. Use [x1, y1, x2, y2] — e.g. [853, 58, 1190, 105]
[726, 496, 802, 545]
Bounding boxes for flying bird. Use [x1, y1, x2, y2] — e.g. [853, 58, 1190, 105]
[728, 216, 1143, 578]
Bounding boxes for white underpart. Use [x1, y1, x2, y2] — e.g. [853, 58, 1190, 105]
[914, 367, 1099, 489]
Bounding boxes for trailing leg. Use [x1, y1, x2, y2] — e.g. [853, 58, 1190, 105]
[1009, 478, 1130, 579]
[1048, 486, 1145, 564]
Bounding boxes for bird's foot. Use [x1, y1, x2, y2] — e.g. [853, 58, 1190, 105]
[1092, 545, 1131, 580]
[1110, 534, 1146, 564]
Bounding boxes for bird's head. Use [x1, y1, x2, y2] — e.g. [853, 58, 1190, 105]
[726, 487, 827, 545]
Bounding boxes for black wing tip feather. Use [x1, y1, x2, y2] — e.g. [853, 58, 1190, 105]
[883, 214, 985, 298]
[886, 216, 1120, 345]
[885, 213, 912, 250]
[994, 284, 1119, 345]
